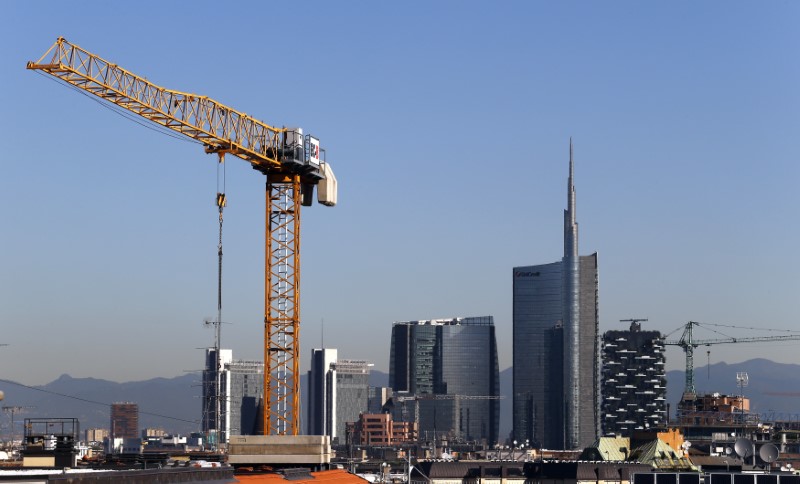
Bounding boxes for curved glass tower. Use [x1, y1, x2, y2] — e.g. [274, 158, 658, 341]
[389, 317, 500, 444]
[512, 141, 599, 450]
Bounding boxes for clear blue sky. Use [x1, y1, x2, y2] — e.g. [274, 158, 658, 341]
[2, 1, 799, 385]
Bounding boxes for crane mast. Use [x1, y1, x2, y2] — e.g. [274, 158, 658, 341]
[27, 37, 338, 436]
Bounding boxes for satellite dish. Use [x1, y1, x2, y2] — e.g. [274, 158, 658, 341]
[735, 438, 754, 458]
[725, 447, 733, 455]
[759, 443, 780, 464]
[758, 444, 780, 464]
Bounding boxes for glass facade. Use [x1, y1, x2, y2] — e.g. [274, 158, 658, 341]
[225, 360, 264, 437]
[307, 350, 371, 443]
[331, 360, 370, 443]
[512, 261, 564, 448]
[202, 348, 232, 443]
[307, 348, 337, 435]
[512, 254, 599, 449]
[202, 349, 263, 442]
[512, 143, 600, 450]
[389, 317, 500, 444]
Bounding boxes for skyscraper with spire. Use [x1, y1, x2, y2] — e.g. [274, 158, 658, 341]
[512, 140, 599, 450]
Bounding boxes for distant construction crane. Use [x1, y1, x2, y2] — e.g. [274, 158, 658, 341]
[664, 321, 800, 396]
[3, 406, 35, 449]
[27, 38, 338, 436]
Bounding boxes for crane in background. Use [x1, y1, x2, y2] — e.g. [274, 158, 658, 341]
[664, 321, 800, 396]
[27, 37, 338, 436]
[2, 406, 35, 450]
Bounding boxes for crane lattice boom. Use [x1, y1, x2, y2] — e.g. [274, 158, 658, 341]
[28, 37, 337, 437]
[664, 321, 800, 396]
[27, 37, 288, 172]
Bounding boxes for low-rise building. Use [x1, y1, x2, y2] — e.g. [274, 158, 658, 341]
[84, 428, 108, 444]
[349, 413, 417, 446]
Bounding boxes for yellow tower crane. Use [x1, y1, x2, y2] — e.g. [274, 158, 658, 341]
[27, 37, 338, 436]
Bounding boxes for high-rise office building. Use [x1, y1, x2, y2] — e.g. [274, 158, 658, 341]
[202, 348, 264, 443]
[110, 402, 138, 441]
[203, 348, 232, 444]
[331, 359, 371, 442]
[601, 321, 666, 436]
[512, 141, 600, 450]
[224, 359, 264, 437]
[368, 386, 393, 414]
[307, 349, 371, 443]
[389, 317, 500, 444]
[307, 348, 337, 436]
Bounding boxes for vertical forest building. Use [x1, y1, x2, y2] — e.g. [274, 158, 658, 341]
[601, 321, 666, 436]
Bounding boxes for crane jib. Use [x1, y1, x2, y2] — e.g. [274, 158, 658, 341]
[27, 37, 328, 185]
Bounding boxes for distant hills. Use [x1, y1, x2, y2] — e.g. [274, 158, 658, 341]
[0, 373, 202, 436]
[2, 358, 798, 441]
[666, 358, 800, 416]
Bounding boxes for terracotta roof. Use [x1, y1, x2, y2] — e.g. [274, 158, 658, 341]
[236, 469, 369, 484]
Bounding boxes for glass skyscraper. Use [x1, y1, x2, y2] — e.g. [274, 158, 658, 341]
[512, 142, 600, 450]
[389, 317, 500, 444]
[307, 349, 371, 444]
[331, 359, 371, 442]
[202, 348, 264, 443]
[307, 348, 337, 436]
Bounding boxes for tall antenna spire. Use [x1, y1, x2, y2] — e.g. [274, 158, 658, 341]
[563, 136, 580, 449]
[565, 137, 578, 254]
[569, 136, 574, 181]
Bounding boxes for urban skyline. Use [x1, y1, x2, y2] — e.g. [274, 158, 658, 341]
[3, 2, 800, 387]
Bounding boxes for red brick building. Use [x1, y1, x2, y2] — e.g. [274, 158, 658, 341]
[349, 413, 416, 446]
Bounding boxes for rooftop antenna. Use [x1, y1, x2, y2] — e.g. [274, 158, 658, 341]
[620, 318, 648, 331]
[737, 372, 749, 439]
[3, 405, 35, 451]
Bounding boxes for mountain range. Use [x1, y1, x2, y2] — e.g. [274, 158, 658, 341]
[2, 358, 799, 441]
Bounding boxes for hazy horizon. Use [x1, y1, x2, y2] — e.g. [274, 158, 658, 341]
[3, 1, 800, 385]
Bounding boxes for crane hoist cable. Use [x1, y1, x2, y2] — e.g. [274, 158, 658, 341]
[212, 152, 226, 447]
[216, 153, 226, 323]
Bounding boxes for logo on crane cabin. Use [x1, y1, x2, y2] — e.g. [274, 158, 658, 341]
[308, 136, 321, 167]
